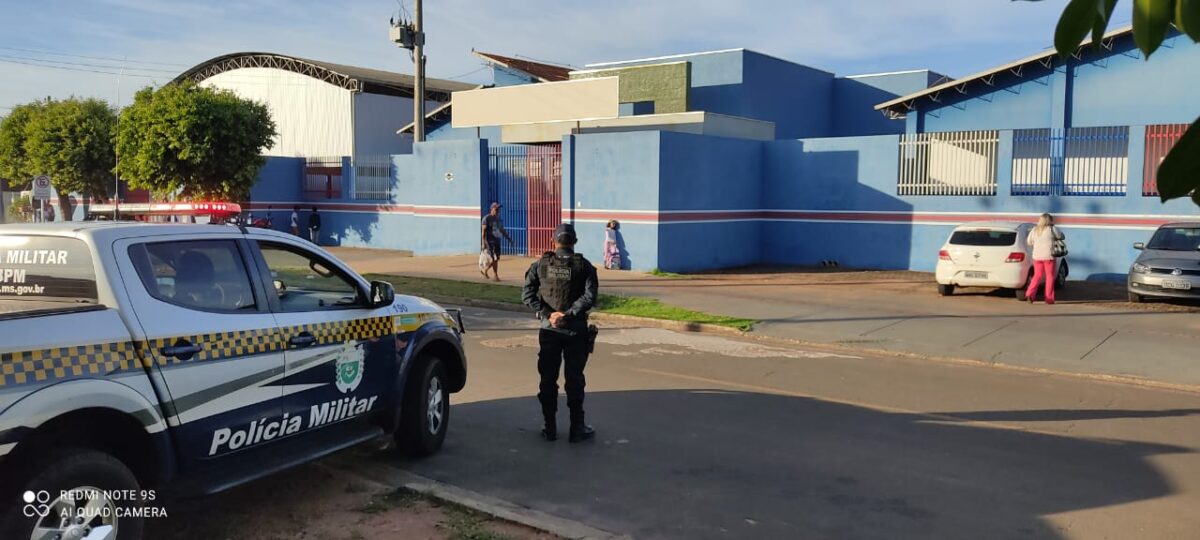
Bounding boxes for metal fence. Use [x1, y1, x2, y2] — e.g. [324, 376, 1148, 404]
[485, 144, 562, 257]
[897, 131, 998, 196]
[1142, 123, 1188, 197]
[303, 156, 343, 200]
[351, 155, 393, 200]
[1012, 126, 1129, 196]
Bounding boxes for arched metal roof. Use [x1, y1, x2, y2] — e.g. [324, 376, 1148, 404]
[175, 52, 478, 101]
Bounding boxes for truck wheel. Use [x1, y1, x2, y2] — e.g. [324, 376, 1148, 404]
[1, 448, 144, 540]
[937, 284, 954, 296]
[397, 355, 449, 458]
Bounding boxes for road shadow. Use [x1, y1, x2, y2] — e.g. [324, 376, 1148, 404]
[380, 390, 1189, 540]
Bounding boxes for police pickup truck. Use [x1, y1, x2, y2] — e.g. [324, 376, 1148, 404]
[0, 222, 467, 539]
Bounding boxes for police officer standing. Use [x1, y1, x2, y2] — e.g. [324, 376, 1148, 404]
[522, 223, 599, 443]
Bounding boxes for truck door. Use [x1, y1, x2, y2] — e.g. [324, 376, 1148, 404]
[248, 239, 398, 434]
[117, 237, 286, 466]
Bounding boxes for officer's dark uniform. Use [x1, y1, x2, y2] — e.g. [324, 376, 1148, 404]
[521, 224, 599, 442]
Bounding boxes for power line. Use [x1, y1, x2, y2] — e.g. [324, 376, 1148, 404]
[0, 45, 187, 67]
[0, 53, 178, 73]
[440, 65, 489, 81]
[0, 58, 161, 78]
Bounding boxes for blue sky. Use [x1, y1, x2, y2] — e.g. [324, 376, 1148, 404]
[0, 0, 1131, 111]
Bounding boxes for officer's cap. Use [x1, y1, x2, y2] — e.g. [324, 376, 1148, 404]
[554, 223, 577, 244]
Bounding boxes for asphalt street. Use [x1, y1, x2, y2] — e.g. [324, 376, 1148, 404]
[379, 306, 1200, 540]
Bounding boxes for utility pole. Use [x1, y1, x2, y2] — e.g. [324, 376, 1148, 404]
[390, 0, 427, 142]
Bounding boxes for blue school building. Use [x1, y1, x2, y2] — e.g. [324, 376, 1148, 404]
[246, 27, 1200, 280]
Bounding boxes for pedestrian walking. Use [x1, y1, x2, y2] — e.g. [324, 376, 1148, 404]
[308, 206, 321, 245]
[290, 206, 300, 236]
[603, 219, 621, 270]
[480, 202, 514, 281]
[522, 223, 599, 443]
[1025, 213, 1066, 304]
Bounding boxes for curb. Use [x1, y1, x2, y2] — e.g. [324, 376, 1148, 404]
[324, 461, 631, 540]
[422, 293, 750, 337]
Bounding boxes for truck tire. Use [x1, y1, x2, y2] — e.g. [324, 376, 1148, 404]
[1, 448, 144, 540]
[937, 284, 954, 296]
[397, 354, 449, 458]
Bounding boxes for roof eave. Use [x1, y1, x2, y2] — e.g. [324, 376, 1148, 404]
[875, 24, 1135, 114]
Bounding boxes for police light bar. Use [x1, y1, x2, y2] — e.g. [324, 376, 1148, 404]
[88, 202, 242, 216]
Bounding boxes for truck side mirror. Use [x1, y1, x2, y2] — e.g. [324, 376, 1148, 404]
[1133, 242, 1145, 250]
[370, 280, 395, 308]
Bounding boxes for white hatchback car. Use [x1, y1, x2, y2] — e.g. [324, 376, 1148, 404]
[935, 221, 1067, 300]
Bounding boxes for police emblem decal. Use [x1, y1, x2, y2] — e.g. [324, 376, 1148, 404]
[335, 342, 365, 393]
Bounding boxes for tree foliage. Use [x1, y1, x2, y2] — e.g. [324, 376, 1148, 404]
[116, 82, 276, 201]
[1054, 0, 1200, 206]
[0, 100, 47, 187]
[0, 98, 117, 219]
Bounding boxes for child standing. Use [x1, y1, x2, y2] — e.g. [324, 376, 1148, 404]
[604, 220, 621, 270]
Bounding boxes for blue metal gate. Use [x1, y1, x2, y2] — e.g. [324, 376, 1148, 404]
[485, 144, 562, 256]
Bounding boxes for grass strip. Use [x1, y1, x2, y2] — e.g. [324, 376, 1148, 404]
[365, 274, 755, 331]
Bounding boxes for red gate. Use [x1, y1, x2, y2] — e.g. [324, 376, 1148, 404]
[525, 145, 562, 255]
[1143, 124, 1188, 196]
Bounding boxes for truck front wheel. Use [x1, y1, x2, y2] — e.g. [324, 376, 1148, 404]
[1, 448, 145, 540]
[396, 354, 450, 458]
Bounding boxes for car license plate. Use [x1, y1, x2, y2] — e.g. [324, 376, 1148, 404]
[964, 271, 988, 279]
[1162, 279, 1192, 290]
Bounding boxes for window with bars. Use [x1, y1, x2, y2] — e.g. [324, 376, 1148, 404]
[350, 155, 393, 200]
[303, 156, 343, 200]
[1012, 126, 1129, 196]
[897, 131, 999, 196]
[1143, 123, 1189, 197]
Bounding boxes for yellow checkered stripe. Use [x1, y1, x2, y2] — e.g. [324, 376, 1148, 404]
[280, 316, 395, 346]
[0, 341, 140, 388]
[1, 315, 402, 387]
[145, 327, 285, 367]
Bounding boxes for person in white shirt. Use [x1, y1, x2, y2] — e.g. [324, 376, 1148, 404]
[1024, 213, 1065, 304]
[290, 206, 300, 236]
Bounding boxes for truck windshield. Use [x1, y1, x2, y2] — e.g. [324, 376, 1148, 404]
[0, 235, 98, 309]
[1146, 227, 1200, 251]
[949, 230, 1018, 247]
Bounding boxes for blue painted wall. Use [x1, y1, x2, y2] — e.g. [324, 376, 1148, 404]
[563, 131, 661, 270]
[914, 32, 1200, 133]
[833, 71, 941, 136]
[493, 65, 538, 86]
[248, 141, 485, 255]
[657, 131, 763, 272]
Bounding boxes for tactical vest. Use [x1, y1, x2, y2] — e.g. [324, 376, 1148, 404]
[537, 252, 586, 312]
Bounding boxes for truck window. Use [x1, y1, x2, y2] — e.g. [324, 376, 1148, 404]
[129, 240, 258, 312]
[0, 235, 98, 314]
[257, 242, 364, 312]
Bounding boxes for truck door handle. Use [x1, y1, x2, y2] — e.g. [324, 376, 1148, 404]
[160, 341, 203, 360]
[288, 333, 317, 348]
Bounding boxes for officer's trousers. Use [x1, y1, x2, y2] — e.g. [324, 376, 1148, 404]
[537, 328, 589, 425]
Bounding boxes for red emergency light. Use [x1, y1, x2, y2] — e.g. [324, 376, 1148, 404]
[88, 201, 242, 217]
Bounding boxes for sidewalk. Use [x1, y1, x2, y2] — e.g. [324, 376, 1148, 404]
[330, 248, 1200, 388]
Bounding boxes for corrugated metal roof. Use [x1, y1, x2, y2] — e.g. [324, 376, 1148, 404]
[472, 51, 573, 82]
[175, 52, 478, 100]
[875, 25, 1135, 115]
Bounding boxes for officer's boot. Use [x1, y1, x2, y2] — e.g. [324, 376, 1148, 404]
[541, 411, 557, 441]
[568, 408, 595, 443]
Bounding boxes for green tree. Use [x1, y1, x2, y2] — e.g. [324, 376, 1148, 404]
[0, 98, 116, 220]
[0, 100, 48, 189]
[1053, 0, 1200, 205]
[116, 82, 276, 201]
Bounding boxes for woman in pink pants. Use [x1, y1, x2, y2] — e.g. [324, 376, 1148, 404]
[1025, 213, 1064, 304]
